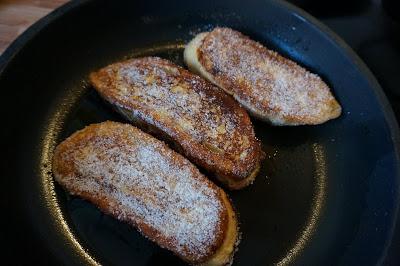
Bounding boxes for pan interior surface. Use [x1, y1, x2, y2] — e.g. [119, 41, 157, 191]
[1, 0, 399, 265]
[40, 45, 328, 266]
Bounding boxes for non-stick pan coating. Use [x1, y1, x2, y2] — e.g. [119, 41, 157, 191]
[1, 0, 399, 265]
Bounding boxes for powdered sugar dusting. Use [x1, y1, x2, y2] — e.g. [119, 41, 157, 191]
[54, 122, 224, 260]
[107, 57, 254, 161]
[199, 27, 339, 123]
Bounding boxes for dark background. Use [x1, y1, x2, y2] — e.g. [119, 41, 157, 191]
[1, 0, 399, 265]
[290, 0, 400, 121]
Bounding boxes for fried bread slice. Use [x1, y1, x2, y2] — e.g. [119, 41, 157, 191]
[89, 57, 264, 190]
[52, 121, 239, 265]
[184, 27, 342, 125]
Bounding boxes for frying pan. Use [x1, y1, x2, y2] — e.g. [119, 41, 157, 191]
[1, 0, 399, 265]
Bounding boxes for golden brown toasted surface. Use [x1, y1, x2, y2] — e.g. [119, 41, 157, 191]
[89, 57, 264, 189]
[188, 27, 341, 125]
[52, 121, 238, 264]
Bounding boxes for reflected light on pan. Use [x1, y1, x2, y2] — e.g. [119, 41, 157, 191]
[39, 88, 99, 266]
[276, 143, 327, 265]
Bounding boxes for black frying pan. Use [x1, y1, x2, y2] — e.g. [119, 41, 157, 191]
[1, 0, 399, 265]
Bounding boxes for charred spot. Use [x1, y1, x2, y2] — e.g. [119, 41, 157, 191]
[211, 65, 221, 75]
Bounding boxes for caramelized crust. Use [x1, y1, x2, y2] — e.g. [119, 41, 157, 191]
[52, 121, 239, 265]
[90, 57, 264, 189]
[184, 27, 342, 125]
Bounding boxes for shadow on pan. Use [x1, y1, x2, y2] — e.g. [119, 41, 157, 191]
[0, 0, 399, 265]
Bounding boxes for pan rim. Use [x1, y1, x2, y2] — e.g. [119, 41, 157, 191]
[1, 0, 399, 264]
